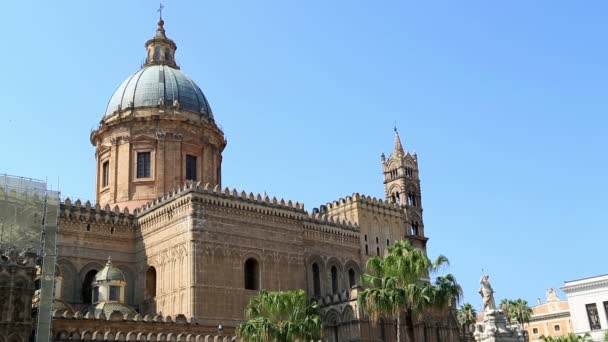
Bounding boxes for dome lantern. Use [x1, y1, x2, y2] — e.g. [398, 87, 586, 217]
[144, 15, 178, 69]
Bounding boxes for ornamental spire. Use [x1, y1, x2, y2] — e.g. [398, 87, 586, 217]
[143, 6, 179, 69]
[394, 126, 405, 155]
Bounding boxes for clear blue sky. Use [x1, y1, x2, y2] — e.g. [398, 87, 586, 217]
[1, 1, 607, 310]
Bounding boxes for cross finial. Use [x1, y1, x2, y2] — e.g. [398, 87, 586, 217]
[158, 3, 164, 19]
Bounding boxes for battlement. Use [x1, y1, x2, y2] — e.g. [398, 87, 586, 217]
[52, 311, 239, 342]
[303, 212, 359, 237]
[321, 192, 403, 212]
[61, 199, 136, 228]
[136, 182, 306, 218]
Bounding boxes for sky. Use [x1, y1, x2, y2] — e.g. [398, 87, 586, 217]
[1, 1, 607, 310]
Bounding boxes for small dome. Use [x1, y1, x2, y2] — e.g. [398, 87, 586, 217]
[94, 257, 126, 282]
[89, 303, 137, 317]
[104, 65, 213, 118]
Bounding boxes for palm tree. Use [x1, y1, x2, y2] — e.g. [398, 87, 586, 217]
[236, 289, 321, 342]
[358, 240, 462, 342]
[457, 303, 477, 329]
[500, 298, 514, 323]
[509, 299, 532, 332]
[540, 333, 593, 342]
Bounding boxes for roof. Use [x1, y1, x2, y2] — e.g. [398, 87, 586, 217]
[89, 302, 137, 317]
[94, 257, 126, 283]
[104, 65, 212, 119]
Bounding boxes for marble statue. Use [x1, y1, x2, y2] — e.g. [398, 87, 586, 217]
[479, 274, 497, 312]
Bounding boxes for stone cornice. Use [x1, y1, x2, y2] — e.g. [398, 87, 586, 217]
[562, 278, 608, 293]
[530, 311, 570, 322]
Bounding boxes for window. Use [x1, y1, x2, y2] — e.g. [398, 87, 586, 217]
[146, 266, 157, 299]
[186, 155, 197, 181]
[387, 239, 390, 246]
[102, 161, 109, 187]
[411, 223, 419, 236]
[154, 47, 161, 61]
[375, 237, 379, 244]
[244, 258, 259, 290]
[137, 152, 151, 178]
[312, 263, 321, 297]
[365, 245, 368, 256]
[348, 268, 356, 288]
[553, 325, 560, 331]
[109, 286, 120, 301]
[92, 286, 99, 303]
[376, 247, 380, 256]
[164, 48, 171, 62]
[331, 266, 338, 293]
[364, 234, 367, 241]
[586, 303, 601, 330]
[604, 302, 608, 325]
[532, 328, 538, 335]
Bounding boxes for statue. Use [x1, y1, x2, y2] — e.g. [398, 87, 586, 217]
[475, 274, 523, 342]
[479, 275, 497, 312]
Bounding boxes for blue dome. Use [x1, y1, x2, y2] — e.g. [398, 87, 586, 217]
[104, 65, 212, 118]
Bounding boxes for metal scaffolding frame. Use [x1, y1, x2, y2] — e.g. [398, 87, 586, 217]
[0, 173, 60, 342]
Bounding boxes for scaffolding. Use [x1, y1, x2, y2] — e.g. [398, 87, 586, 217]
[0, 173, 60, 342]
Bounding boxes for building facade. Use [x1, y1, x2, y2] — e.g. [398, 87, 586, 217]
[562, 274, 608, 341]
[0, 15, 458, 342]
[525, 288, 572, 341]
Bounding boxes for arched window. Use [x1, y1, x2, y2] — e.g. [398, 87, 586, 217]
[331, 266, 338, 294]
[164, 48, 171, 62]
[244, 258, 259, 290]
[312, 263, 321, 297]
[348, 268, 356, 288]
[407, 193, 414, 206]
[154, 47, 161, 61]
[145, 266, 157, 299]
[81, 270, 98, 304]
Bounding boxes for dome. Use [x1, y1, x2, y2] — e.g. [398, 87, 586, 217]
[94, 258, 126, 282]
[104, 65, 213, 118]
[89, 302, 137, 317]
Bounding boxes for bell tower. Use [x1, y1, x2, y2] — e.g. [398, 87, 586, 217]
[381, 128, 426, 245]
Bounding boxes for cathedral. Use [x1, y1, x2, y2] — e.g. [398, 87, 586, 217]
[0, 15, 462, 342]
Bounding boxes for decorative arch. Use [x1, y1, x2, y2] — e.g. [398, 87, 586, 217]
[57, 258, 78, 303]
[79, 261, 104, 304]
[326, 257, 343, 294]
[306, 255, 325, 298]
[324, 309, 342, 342]
[342, 306, 355, 322]
[344, 260, 361, 289]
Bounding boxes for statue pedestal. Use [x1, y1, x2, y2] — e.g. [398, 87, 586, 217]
[473, 310, 524, 342]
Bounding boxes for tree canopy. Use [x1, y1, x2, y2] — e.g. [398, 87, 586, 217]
[358, 240, 462, 341]
[236, 289, 321, 342]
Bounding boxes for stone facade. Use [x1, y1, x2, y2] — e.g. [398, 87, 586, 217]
[525, 289, 572, 341]
[24, 16, 464, 342]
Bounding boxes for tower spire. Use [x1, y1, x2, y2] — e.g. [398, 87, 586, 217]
[394, 127, 405, 155]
